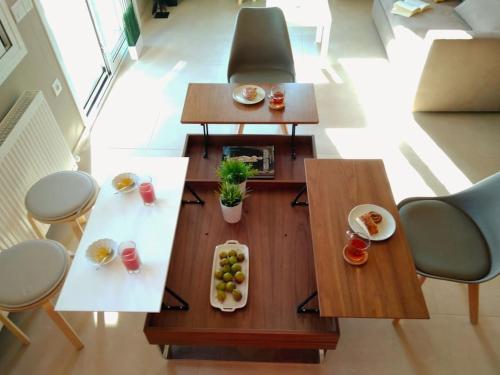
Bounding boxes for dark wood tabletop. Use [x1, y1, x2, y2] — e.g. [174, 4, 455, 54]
[180, 83, 319, 125]
[305, 159, 429, 319]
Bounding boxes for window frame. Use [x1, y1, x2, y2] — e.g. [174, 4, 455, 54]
[0, 1, 27, 86]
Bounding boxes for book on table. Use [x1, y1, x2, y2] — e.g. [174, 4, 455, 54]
[391, 0, 431, 17]
[222, 146, 275, 179]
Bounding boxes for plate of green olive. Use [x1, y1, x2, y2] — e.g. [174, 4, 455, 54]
[210, 240, 249, 312]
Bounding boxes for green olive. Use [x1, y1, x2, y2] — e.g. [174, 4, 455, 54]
[234, 271, 245, 284]
[221, 265, 231, 274]
[219, 251, 228, 259]
[228, 249, 237, 257]
[216, 281, 226, 291]
[225, 281, 236, 292]
[217, 290, 226, 302]
[219, 258, 229, 267]
[232, 289, 242, 301]
[237, 253, 245, 262]
[231, 263, 242, 273]
[229, 255, 238, 265]
[223, 272, 233, 282]
[214, 270, 223, 280]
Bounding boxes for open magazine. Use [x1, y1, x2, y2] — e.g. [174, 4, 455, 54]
[391, 0, 431, 17]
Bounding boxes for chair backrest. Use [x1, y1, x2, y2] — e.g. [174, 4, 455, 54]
[227, 7, 295, 81]
[442, 173, 500, 278]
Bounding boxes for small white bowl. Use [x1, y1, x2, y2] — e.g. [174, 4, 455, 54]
[86, 239, 117, 266]
[112, 173, 139, 193]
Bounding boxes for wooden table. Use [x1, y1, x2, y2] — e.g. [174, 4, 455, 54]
[180, 83, 318, 159]
[56, 157, 189, 313]
[304, 159, 429, 319]
[144, 135, 340, 361]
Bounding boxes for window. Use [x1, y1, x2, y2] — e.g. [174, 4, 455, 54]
[0, 1, 27, 85]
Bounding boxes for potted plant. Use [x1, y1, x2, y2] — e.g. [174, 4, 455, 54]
[123, 3, 142, 60]
[217, 159, 257, 195]
[219, 182, 245, 224]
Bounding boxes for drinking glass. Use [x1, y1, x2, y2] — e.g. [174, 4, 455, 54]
[139, 176, 156, 205]
[345, 230, 370, 262]
[269, 85, 285, 110]
[119, 241, 141, 273]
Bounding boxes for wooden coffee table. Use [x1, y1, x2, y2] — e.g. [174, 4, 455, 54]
[180, 83, 318, 159]
[304, 159, 429, 319]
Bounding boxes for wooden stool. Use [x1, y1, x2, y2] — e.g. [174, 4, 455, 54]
[0, 240, 84, 349]
[25, 171, 99, 240]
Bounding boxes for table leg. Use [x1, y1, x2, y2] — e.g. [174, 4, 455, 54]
[321, 22, 331, 59]
[291, 124, 298, 160]
[201, 123, 209, 158]
[315, 25, 323, 44]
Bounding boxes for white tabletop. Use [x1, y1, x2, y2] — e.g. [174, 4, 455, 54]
[56, 157, 189, 312]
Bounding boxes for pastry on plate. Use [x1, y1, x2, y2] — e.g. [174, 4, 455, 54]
[356, 211, 380, 236]
[242, 87, 257, 100]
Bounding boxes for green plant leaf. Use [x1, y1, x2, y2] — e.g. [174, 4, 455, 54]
[219, 182, 244, 207]
[217, 159, 257, 184]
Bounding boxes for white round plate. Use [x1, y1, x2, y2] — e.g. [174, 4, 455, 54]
[112, 172, 139, 193]
[348, 204, 396, 241]
[86, 238, 117, 266]
[232, 85, 266, 105]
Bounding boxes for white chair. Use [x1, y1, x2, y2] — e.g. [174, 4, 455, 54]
[0, 239, 83, 349]
[25, 171, 99, 240]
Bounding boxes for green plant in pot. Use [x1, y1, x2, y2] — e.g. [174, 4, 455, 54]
[217, 159, 257, 195]
[219, 182, 245, 224]
[123, 4, 142, 60]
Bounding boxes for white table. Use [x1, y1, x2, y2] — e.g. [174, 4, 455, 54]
[267, 0, 332, 58]
[56, 157, 189, 312]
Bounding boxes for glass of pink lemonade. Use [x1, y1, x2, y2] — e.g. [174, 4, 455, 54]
[119, 241, 141, 274]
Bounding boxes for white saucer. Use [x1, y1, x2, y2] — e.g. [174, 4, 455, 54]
[232, 85, 266, 105]
[348, 204, 396, 241]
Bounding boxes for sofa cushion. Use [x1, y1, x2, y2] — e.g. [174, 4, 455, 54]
[455, 0, 500, 31]
[379, 0, 469, 39]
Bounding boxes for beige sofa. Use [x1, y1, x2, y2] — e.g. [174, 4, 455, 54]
[372, 0, 500, 111]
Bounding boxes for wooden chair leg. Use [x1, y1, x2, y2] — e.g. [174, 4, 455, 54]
[0, 313, 30, 345]
[393, 276, 427, 325]
[238, 124, 245, 134]
[42, 301, 84, 350]
[71, 220, 83, 240]
[280, 124, 289, 135]
[468, 284, 479, 325]
[27, 213, 44, 239]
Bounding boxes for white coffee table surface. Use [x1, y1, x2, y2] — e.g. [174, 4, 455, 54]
[56, 157, 189, 312]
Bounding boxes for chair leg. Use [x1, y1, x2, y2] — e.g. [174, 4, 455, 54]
[71, 220, 83, 240]
[393, 276, 427, 325]
[280, 124, 289, 135]
[42, 301, 84, 350]
[468, 284, 479, 325]
[0, 313, 30, 345]
[27, 213, 44, 239]
[238, 124, 245, 134]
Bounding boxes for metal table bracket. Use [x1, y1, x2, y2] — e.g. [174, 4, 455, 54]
[162, 287, 190, 311]
[182, 184, 205, 205]
[291, 123, 298, 159]
[291, 185, 308, 207]
[297, 291, 319, 314]
[201, 123, 209, 158]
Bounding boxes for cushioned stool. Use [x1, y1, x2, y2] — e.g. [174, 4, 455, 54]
[25, 171, 99, 240]
[0, 240, 83, 349]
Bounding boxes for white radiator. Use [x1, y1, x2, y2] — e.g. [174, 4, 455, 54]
[0, 90, 76, 249]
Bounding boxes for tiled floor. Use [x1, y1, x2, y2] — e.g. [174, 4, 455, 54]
[1, 0, 500, 374]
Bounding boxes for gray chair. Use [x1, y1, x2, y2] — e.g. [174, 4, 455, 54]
[228, 7, 296, 134]
[394, 173, 500, 325]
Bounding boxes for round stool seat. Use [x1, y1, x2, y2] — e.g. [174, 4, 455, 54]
[0, 240, 68, 309]
[25, 171, 96, 221]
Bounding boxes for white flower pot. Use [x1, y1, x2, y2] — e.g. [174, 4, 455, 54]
[128, 34, 143, 61]
[221, 200, 242, 223]
[238, 181, 247, 196]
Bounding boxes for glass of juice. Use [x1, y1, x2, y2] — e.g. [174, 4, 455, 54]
[269, 85, 285, 110]
[139, 176, 156, 206]
[119, 241, 141, 274]
[345, 230, 370, 262]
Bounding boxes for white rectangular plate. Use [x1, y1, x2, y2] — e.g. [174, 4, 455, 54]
[209, 240, 249, 312]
